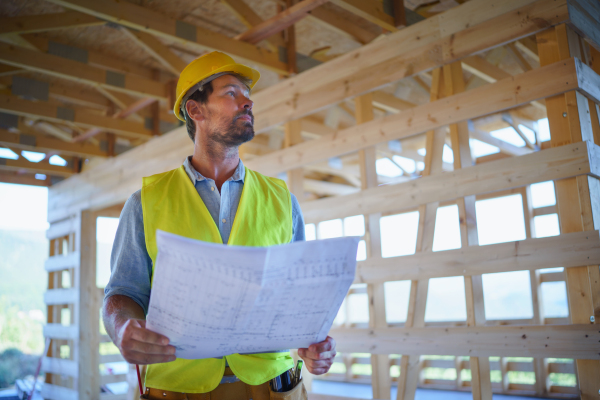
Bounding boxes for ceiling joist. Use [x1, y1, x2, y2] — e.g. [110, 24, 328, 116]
[46, 0, 289, 75]
[0, 11, 105, 37]
[0, 42, 168, 101]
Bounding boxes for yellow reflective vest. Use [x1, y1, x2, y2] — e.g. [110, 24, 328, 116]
[141, 165, 294, 393]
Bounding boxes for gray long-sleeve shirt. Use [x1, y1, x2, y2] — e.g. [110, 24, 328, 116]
[104, 157, 306, 314]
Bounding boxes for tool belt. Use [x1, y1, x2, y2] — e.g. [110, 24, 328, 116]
[140, 367, 308, 400]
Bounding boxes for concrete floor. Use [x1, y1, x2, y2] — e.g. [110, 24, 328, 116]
[311, 381, 549, 400]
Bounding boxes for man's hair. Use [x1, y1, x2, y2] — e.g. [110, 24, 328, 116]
[182, 72, 252, 143]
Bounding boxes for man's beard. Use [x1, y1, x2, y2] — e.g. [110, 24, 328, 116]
[208, 110, 255, 148]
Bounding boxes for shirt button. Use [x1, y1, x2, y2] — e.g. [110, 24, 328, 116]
[222, 219, 226, 223]
[211, 186, 215, 191]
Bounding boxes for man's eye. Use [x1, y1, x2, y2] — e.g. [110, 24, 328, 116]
[227, 92, 235, 96]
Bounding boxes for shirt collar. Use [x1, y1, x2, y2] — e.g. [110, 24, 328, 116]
[183, 156, 245, 184]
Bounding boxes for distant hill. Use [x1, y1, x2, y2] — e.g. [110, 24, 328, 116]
[0, 229, 48, 311]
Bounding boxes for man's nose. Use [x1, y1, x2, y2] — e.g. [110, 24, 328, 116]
[242, 96, 253, 111]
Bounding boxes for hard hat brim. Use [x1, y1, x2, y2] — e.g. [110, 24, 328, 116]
[173, 63, 260, 122]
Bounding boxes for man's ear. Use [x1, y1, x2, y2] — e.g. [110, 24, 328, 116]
[186, 100, 205, 123]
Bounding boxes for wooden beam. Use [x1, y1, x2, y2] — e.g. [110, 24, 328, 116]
[23, 34, 157, 80]
[469, 127, 533, 156]
[308, 6, 378, 45]
[219, 0, 286, 51]
[235, 0, 328, 45]
[0, 11, 104, 36]
[73, 96, 157, 143]
[0, 42, 167, 101]
[303, 178, 358, 195]
[0, 93, 153, 140]
[44, 288, 78, 305]
[0, 156, 74, 177]
[300, 141, 599, 223]
[45, 252, 80, 272]
[0, 128, 107, 158]
[538, 22, 600, 397]
[46, 0, 288, 75]
[331, 324, 600, 359]
[248, 58, 587, 175]
[0, 171, 49, 186]
[461, 55, 510, 82]
[355, 230, 600, 283]
[328, 0, 398, 32]
[371, 91, 415, 113]
[122, 28, 187, 75]
[250, 0, 570, 133]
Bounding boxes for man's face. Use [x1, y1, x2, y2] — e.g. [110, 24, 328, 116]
[201, 74, 254, 147]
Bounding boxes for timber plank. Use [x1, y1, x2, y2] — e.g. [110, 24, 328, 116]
[46, 0, 287, 74]
[250, 0, 570, 133]
[301, 142, 598, 223]
[354, 230, 600, 283]
[331, 324, 600, 359]
[248, 58, 584, 175]
[0, 42, 167, 100]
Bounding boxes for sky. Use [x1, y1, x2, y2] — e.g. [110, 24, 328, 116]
[0, 183, 49, 231]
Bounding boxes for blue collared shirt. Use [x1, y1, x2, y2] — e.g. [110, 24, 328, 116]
[104, 157, 305, 313]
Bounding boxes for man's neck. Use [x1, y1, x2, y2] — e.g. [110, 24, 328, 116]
[190, 146, 239, 192]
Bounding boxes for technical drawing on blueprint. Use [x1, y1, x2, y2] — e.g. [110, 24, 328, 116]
[146, 230, 359, 359]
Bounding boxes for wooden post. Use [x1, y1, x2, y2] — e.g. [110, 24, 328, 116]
[78, 210, 100, 399]
[355, 92, 391, 399]
[521, 185, 549, 397]
[397, 67, 445, 400]
[537, 23, 600, 399]
[444, 60, 492, 400]
[284, 0, 297, 75]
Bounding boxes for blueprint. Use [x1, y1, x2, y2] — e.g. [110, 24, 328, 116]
[146, 230, 359, 359]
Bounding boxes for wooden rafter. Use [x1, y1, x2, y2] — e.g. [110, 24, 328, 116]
[249, 58, 590, 175]
[250, 0, 570, 133]
[0, 93, 153, 140]
[0, 42, 167, 100]
[46, 0, 288, 75]
[235, 0, 329, 45]
[121, 28, 187, 75]
[329, 0, 398, 31]
[308, 6, 379, 44]
[219, 0, 285, 51]
[0, 171, 50, 186]
[74, 97, 157, 143]
[0, 11, 104, 36]
[0, 128, 107, 159]
[22, 34, 158, 79]
[0, 155, 74, 177]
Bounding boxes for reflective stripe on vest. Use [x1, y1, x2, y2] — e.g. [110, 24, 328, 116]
[141, 165, 294, 393]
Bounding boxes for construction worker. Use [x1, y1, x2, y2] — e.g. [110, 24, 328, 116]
[103, 51, 337, 399]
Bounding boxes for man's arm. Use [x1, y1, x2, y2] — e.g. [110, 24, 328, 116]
[103, 191, 175, 364]
[103, 294, 175, 364]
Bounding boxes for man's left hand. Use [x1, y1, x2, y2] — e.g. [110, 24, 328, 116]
[298, 336, 336, 375]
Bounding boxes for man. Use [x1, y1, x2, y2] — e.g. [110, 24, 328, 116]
[103, 51, 337, 399]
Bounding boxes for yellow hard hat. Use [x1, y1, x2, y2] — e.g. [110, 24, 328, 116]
[173, 51, 261, 122]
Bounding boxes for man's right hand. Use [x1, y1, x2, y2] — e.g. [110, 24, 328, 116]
[116, 318, 177, 365]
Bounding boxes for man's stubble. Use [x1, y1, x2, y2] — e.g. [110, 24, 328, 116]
[205, 110, 255, 157]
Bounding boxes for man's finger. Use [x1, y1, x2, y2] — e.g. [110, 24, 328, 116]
[304, 359, 332, 370]
[123, 339, 176, 356]
[308, 336, 335, 353]
[128, 324, 171, 345]
[300, 349, 336, 360]
[123, 350, 176, 365]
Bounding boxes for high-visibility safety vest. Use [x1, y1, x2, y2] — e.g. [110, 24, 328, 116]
[141, 165, 294, 393]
